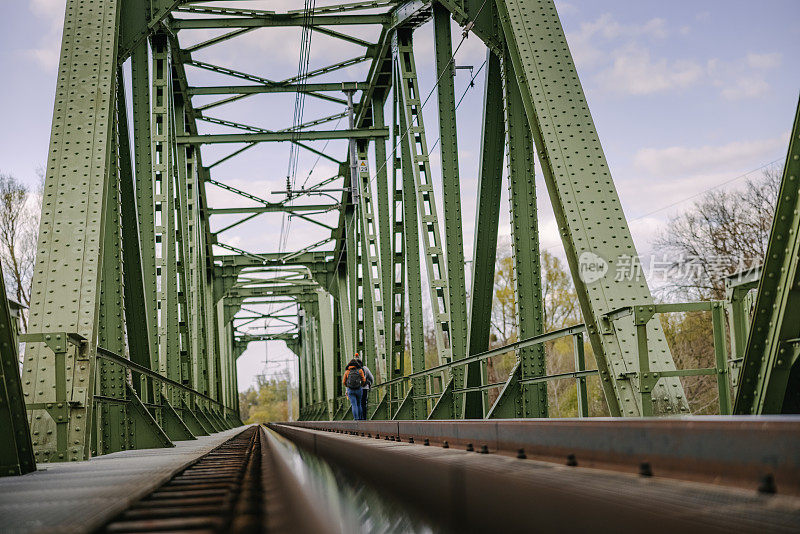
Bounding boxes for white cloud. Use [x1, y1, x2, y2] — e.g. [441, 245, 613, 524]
[633, 135, 787, 178]
[709, 52, 781, 100]
[746, 52, 781, 70]
[596, 47, 703, 95]
[554, 1, 578, 16]
[720, 77, 770, 100]
[566, 14, 668, 67]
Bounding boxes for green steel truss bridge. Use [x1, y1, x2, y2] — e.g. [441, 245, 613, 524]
[1, 0, 799, 530]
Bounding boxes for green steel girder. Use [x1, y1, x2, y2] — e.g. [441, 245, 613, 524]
[465, 49, 504, 418]
[0, 271, 35, 476]
[15, 0, 248, 465]
[132, 38, 160, 375]
[354, 140, 388, 379]
[21, 0, 122, 462]
[152, 32, 185, 389]
[493, 0, 688, 416]
[734, 97, 800, 414]
[177, 128, 389, 145]
[491, 55, 546, 418]
[187, 82, 369, 95]
[394, 28, 454, 369]
[117, 68, 155, 388]
[209, 205, 338, 215]
[394, 58, 426, 419]
[291, 0, 399, 15]
[200, 113, 348, 136]
[171, 14, 390, 29]
[433, 4, 469, 417]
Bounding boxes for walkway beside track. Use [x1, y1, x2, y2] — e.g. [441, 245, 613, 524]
[0, 427, 246, 533]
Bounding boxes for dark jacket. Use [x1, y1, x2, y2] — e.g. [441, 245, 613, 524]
[343, 364, 365, 388]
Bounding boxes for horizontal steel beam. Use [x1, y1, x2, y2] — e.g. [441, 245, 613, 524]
[208, 204, 337, 215]
[214, 251, 333, 267]
[188, 82, 369, 95]
[178, 128, 389, 144]
[172, 14, 388, 29]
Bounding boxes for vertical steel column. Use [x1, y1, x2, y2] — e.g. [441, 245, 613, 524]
[185, 144, 209, 395]
[317, 288, 335, 418]
[200, 170, 221, 402]
[734, 97, 800, 414]
[433, 5, 470, 418]
[433, 3, 468, 362]
[132, 38, 159, 374]
[494, 0, 688, 416]
[395, 28, 454, 366]
[117, 68, 155, 396]
[389, 78, 408, 408]
[465, 50, 504, 418]
[0, 264, 35, 475]
[354, 140, 386, 379]
[152, 33, 181, 388]
[174, 98, 196, 391]
[22, 0, 121, 461]
[96, 84, 127, 453]
[372, 96, 394, 373]
[504, 57, 546, 417]
[574, 333, 589, 417]
[393, 58, 426, 418]
[310, 299, 324, 408]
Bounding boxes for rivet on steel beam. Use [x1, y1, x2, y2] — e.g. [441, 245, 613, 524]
[758, 474, 777, 494]
[639, 462, 653, 477]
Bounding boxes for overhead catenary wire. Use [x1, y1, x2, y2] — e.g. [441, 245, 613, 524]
[263, 0, 317, 354]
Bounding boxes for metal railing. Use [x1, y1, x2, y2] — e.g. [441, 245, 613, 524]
[302, 299, 738, 421]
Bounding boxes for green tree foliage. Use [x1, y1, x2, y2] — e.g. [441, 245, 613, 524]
[239, 372, 299, 423]
[485, 246, 608, 416]
[660, 312, 718, 414]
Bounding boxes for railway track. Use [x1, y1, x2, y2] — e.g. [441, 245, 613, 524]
[101, 427, 262, 533]
[89, 420, 800, 533]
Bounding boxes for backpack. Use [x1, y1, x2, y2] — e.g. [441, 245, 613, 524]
[345, 367, 364, 389]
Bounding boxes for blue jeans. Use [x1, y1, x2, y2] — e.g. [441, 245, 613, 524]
[347, 388, 363, 420]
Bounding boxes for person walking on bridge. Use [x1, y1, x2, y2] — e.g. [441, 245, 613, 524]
[356, 354, 374, 421]
[355, 352, 375, 421]
[343, 358, 366, 420]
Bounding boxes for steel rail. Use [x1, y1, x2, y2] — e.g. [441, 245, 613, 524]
[270, 421, 800, 533]
[280, 417, 800, 494]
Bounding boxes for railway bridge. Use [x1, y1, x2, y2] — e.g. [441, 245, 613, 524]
[1, 0, 799, 531]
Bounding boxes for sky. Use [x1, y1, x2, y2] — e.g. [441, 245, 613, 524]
[1, 0, 799, 392]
